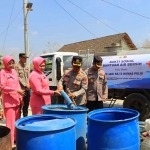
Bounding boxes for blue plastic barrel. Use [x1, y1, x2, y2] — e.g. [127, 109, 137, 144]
[42, 104, 88, 150]
[88, 108, 140, 150]
[15, 114, 76, 150]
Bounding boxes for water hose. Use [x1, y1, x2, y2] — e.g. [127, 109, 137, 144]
[60, 90, 75, 109]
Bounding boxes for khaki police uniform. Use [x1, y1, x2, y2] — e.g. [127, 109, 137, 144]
[15, 62, 30, 116]
[85, 66, 108, 112]
[85, 67, 108, 101]
[15, 63, 29, 90]
[58, 68, 88, 105]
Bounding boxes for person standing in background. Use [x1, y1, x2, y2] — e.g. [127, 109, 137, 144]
[0, 56, 25, 148]
[29, 57, 61, 115]
[15, 53, 30, 117]
[85, 54, 108, 112]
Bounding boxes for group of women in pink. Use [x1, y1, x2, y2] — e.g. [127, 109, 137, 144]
[0, 55, 60, 148]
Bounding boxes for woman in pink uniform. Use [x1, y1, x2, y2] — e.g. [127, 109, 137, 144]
[29, 57, 60, 115]
[0, 56, 25, 147]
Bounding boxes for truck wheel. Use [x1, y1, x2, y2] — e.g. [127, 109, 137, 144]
[123, 93, 150, 121]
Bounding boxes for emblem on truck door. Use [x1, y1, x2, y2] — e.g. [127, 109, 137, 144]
[146, 61, 150, 68]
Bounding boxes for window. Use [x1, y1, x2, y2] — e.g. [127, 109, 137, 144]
[63, 56, 73, 63]
[42, 55, 53, 71]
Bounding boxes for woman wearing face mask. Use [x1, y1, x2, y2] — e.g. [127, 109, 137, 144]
[29, 57, 60, 115]
[0, 56, 25, 148]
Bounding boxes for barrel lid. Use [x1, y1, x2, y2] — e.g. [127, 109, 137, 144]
[42, 104, 88, 112]
[15, 114, 76, 131]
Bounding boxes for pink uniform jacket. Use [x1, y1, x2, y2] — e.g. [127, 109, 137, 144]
[29, 57, 54, 108]
[0, 56, 22, 108]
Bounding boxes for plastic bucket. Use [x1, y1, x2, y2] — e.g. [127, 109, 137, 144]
[0, 126, 11, 150]
[15, 114, 76, 150]
[88, 108, 140, 150]
[42, 104, 88, 150]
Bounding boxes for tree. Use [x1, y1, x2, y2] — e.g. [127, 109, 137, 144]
[142, 39, 150, 48]
[46, 42, 63, 52]
[43, 50, 46, 54]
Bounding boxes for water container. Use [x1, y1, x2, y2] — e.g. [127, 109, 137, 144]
[42, 104, 88, 150]
[0, 125, 11, 150]
[15, 114, 76, 150]
[88, 108, 140, 150]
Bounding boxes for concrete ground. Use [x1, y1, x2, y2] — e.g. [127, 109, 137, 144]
[103, 99, 123, 108]
[1, 100, 143, 150]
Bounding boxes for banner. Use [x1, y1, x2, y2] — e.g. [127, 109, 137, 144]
[102, 54, 150, 89]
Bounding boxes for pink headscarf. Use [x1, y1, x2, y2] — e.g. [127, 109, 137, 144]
[32, 57, 46, 72]
[2, 56, 15, 70]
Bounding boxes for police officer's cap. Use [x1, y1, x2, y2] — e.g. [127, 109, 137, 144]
[19, 53, 29, 58]
[93, 54, 102, 67]
[72, 56, 82, 67]
[93, 54, 102, 62]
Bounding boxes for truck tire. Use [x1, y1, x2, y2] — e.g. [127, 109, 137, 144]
[123, 93, 150, 121]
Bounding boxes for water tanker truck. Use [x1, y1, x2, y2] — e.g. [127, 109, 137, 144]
[41, 50, 150, 121]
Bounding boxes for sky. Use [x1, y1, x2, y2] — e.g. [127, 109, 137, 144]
[0, 0, 150, 60]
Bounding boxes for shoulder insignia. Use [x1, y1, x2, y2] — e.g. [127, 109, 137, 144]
[99, 69, 105, 76]
[77, 73, 82, 78]
[99, 69, 105, 73]
[66, 72, 71, 77]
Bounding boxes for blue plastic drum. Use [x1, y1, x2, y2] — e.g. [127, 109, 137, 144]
[15, 114, 76, 150]
[88, 108, 140, 150]
[42, 104, 88, 150]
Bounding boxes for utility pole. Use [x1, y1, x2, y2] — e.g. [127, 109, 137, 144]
[23, 0, 33, 69]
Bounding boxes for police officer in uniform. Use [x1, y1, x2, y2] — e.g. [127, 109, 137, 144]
[15, 53, 30, 117]
[58, 56, 88, 106]
[85, 54, 108, 112]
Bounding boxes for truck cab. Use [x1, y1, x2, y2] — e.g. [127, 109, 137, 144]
[40, 52, 78, 88]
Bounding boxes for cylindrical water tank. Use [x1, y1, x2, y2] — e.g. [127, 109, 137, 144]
[15, 114, 76, 150]
[42, 104, 88, 150]
[88, 108, 140, 150]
